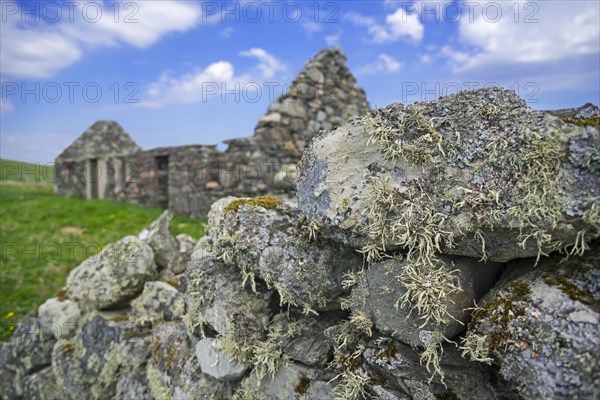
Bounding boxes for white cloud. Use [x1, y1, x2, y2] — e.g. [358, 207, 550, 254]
[419, 54, 433, 64]
[140, 49, 286, 108]
[219, 27, 234, 39]
[357, 54, 403, 76]
[302, 21, 322, 34]
[0, 22, 82, 79]
[0, 1, 203, 79]
[239, 48, 286, 79]
[140, 61, 241, 108]
[346, 8, 424, 43]
[325, 31, 343, 46]
[0, 98, 15, 117]
[441, 1, 599, 74]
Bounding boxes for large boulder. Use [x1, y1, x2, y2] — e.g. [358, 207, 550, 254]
[206, 196, 362, 311]
[461, 245, 600, 399]
[297, 88, 600, 262]
[66, 236, 157, 310]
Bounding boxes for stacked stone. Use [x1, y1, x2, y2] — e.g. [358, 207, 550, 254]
[3, 88, 599, 400]
[54, 121, 141, 198]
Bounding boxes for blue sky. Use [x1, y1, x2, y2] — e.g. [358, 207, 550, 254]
[1, 0, 599, 163]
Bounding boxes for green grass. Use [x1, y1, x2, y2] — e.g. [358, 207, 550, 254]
[0, 158, 55, 183]
[0, 179, 205, 340]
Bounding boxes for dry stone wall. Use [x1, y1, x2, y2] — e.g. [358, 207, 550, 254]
[8, 88, 599, 400]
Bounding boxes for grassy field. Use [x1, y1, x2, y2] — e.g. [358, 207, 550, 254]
[0, 163, 205, 340]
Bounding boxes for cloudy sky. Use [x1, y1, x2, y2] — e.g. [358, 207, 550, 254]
[1, 0, 599, 163]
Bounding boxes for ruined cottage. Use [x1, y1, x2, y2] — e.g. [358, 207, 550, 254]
[54, 48, 370, 217]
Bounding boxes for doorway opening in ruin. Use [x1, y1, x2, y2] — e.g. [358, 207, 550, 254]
[155, 155, 169, 209]
[89, 159, 99, 199]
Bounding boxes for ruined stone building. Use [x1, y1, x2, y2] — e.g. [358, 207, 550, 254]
[54, 48, 370, 217]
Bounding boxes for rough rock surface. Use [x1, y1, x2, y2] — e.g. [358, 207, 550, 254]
[195, 338, 248, 381]
[130, 281, 186, 325]
[206, 197, 362, 311]
[297, 88, 600, 262]
[66, 236, 157, 310]
[38, 297, 81, 340]
[464, 245, 600, 399]
[4, 89, 600, 400]
[351, 256, 502, 347]
[139, 210, 192, 274]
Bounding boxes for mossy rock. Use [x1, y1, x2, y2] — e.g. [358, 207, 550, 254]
[297, 87, 600, 263]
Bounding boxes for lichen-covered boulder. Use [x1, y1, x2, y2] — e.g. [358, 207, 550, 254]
[66, 236, 157, 310]
[195, 338, 248, 381]
[38, 297, 81, 339]
[297, 88, 600, 263]
[461, 246, 600, 399]
[21, 366, 59, 400]
[206, 196, 362, 311]
[52, 314, 145, 400]
[351, 256, 501, 347]
[130, 281, 186, 325]
[0, 313, 56, 399]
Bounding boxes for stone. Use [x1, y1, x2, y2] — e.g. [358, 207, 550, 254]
[139, 210, 179, 269]
[273, 164, 298, 190]
[283, 317, 332, 367]
[351, 256, 501, 347]
[240, 363, 334, 400]
[182, 254, 271, 337]
[207, 197, 362, 311]
[195, 338, 248, 381]
[0, 313, 56, 376]
[130, 281, 186, 325]
[297, 88, 600, 262]
[66, 236, 157, 311]
[38, 297, 81, 339]
[52, 314, 145, 400]
[21, 366, 59, 400]
[462, 246, 600, 400]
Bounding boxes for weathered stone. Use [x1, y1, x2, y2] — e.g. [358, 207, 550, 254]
[240, 363, 334, 400]
[195, 338, 248, 381]
[139, 210, 179, 269]
[66, 236, 157, 310]
[208, 197, 362, 311]
[297, 88, 600, 262]
[182, 254, 271, 337]
[52, 314, 143, 400]
[463, 246, 600, 399]
[546, 102, 600, 120]
[21, 366, 59, 400]
[282, 317, 332, 367]
[0, 313, 56, 376]
[352, 256, 501, 347]
[38, 297, 81, 339]
[130, 281, 186, 325]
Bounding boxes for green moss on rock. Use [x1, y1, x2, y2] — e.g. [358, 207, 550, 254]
[224, 196, 283, 213]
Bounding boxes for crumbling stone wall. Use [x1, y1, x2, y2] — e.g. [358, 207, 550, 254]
[54, 48, 371, 217]
[10, 88, 599, 400]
